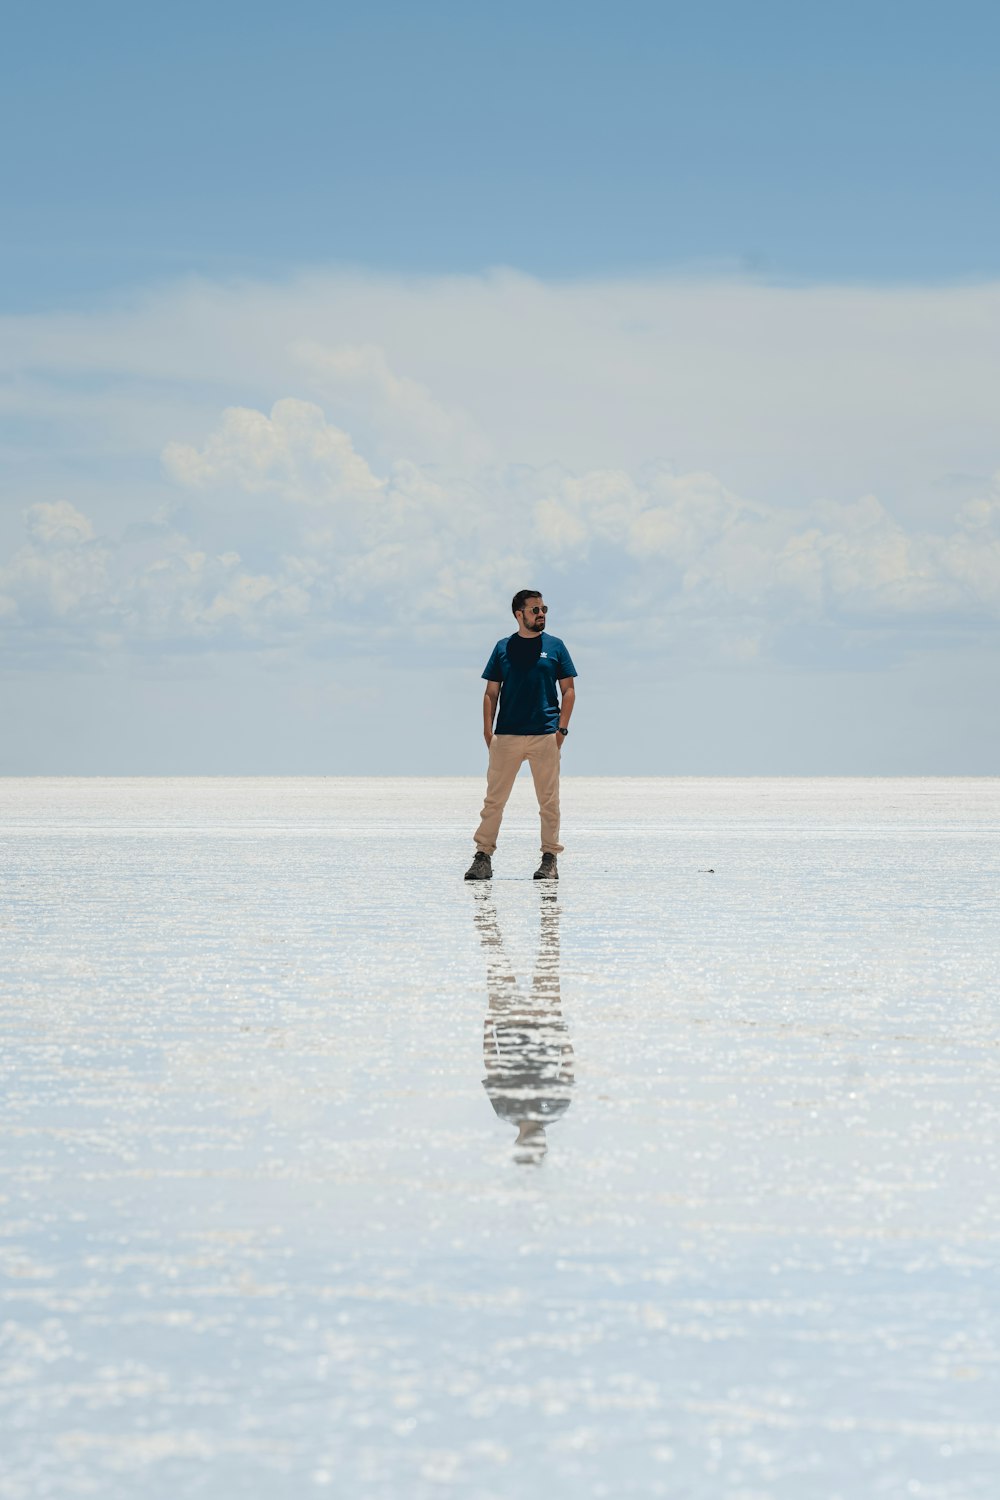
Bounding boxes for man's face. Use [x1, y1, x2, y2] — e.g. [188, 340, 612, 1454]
[520, 598, 548, 633]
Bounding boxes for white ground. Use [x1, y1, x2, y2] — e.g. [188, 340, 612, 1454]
[2, 777, 999, 1498]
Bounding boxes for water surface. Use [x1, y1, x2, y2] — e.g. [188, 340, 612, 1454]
[2, 777, 999, 1497]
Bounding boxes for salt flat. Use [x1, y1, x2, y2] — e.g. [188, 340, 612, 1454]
[2, 776, 999, 1499]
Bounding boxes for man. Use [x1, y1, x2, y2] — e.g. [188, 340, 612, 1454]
[465, 590, 577, 882]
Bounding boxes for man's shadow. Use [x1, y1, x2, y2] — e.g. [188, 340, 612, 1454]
[473, 888, 575, 1165]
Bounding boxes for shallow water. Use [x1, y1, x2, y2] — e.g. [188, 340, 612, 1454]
[2, 776, 999, 1498]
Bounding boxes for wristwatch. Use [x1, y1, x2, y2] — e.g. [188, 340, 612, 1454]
[557, 726, 569, 737]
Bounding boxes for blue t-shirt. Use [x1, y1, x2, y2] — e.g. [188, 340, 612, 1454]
[482, 632, 578, 735]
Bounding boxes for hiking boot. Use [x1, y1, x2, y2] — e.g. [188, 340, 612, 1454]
[533, 852, 558, 880]
[464, 851, 493, 881]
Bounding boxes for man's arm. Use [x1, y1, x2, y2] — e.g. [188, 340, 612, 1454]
[483, 681, 500, 747]
[558, 678, 576, 745]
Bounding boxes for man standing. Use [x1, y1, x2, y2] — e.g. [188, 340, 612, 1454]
[465, 590, 577, 882]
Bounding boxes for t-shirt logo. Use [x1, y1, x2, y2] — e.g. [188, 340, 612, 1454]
[540, 652, 548, 658]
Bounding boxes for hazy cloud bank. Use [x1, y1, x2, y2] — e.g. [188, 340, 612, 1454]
[2, 270, 1000, 671]
[3, 395, 999, 671]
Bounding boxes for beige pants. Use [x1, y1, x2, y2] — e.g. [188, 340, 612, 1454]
[474, 733, 564, 856]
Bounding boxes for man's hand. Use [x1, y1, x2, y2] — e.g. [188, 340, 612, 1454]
[484, 730, 493, 749]
[557, 679, 575, 751]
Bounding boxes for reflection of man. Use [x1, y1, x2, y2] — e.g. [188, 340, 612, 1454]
[465, 590, 577, 882]
[474, 888, 575, 1165]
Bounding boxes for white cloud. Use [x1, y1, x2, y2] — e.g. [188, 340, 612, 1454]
[162, 398, 383, 505]
[24, 500, 96, 548]
[291, 340, 491, 468]
[2, 270, 1000, 675]
[3, 269, 999, 516]
[119, 545, 311, 646]
[1, 502, 111, 631]
[3, 384, 1000, 669]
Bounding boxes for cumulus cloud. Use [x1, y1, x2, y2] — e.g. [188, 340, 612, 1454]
[119, 545, 311, 647]
[4, 269, 999, 512]
[528, 463, 1000, 627]
[2, 270, 1000, 672]
[0, 501, 112, 636]
[3, 384, 1000, 669]
[163, 398, 384, 505]
[24, 500, 96, 548]
[291, 340, 491, 468]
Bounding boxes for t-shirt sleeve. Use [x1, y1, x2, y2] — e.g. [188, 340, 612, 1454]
[557, 642, 578, 678]
[482, 643, 503, 682]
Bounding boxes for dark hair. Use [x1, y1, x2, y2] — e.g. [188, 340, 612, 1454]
[511, 589, 542, 617]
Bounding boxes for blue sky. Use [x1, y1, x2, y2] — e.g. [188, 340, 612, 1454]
[5, 0, 1000, 302]
[2, 2, 1000, 772]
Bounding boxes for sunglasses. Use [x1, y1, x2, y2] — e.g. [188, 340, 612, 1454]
[527, 605, 548, 614]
